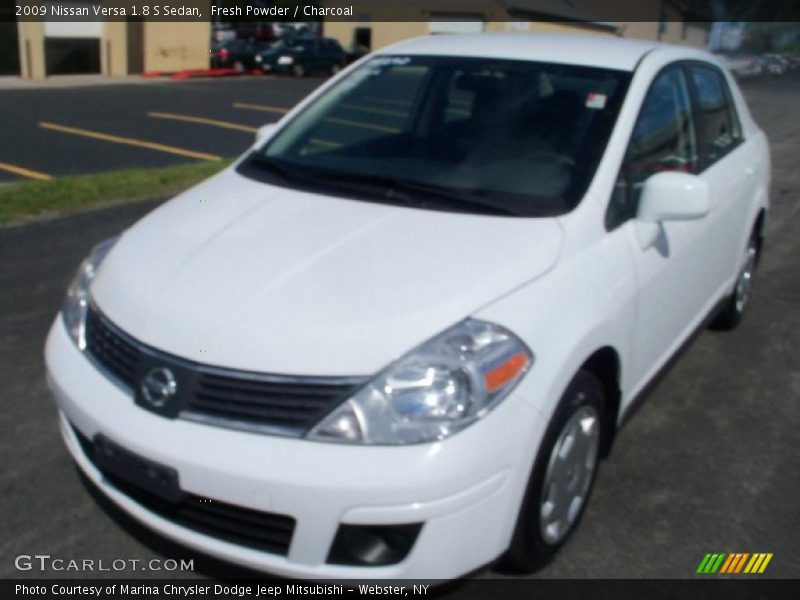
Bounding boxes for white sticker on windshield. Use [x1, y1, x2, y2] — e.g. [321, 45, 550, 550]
[370, 56, 412, 67]
[585, 92, 607, 109]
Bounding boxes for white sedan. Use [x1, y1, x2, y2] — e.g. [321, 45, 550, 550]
[46, 33, 770, 579]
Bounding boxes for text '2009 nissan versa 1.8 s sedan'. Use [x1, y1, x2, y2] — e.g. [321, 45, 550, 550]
[45, 34, 770, 579]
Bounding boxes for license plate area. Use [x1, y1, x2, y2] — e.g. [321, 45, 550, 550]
[92, 435, 186, 504]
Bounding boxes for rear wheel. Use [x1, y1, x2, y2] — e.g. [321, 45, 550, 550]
[502, 370, 606, 572]
[710, 234, 759, 330]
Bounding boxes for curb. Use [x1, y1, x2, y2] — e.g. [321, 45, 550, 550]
[141, 68, 266, 80]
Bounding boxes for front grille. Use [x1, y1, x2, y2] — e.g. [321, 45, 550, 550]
[83, 304, 365, 434]
[85, 308, 139, 388]
[74, 426, 296, 555]
[189, 372, 357, 429]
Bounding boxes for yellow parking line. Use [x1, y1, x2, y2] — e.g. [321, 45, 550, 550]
[0, 161, 52, 181]
[338, 103, 407, 118]
[363, 96, 411, 107]
[39, 122, 221, 161]
[323, 117, 401, 133]
[309, 138, 342, 148]
[148, 112, 257, 133]
[233, 102, 290, 114]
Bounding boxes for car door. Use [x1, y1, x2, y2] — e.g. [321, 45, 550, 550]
[607, 65, 723, 391]
[685, 63, 754, 291]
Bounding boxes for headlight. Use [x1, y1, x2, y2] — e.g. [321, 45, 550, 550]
[277, 55, 294, 65]
[61, 236, 119, 349]
[308, 320, 532, 445]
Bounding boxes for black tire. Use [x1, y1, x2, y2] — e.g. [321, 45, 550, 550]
[292, 64, 306, 78]
[233, 60, 245, 73]
[331, 62, 342, 75]
[710, 233, 760, 331]
[501, 370, 607, 573]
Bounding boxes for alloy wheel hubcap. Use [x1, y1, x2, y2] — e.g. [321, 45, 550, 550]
[539, 403, 600, 545]
[735, 244, 758, 313]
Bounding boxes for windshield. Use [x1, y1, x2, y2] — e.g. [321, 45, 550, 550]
[239, 55, 631, 216]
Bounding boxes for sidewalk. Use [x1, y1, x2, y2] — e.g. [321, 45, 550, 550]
[0, 74, 174, 90]
[0, 69, 263, 90]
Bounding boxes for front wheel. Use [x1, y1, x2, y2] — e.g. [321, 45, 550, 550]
[710, 235, 759, 330]
[501, 370, 606, 572]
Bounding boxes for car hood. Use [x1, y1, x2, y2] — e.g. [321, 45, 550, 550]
[92, 169, 563, 376]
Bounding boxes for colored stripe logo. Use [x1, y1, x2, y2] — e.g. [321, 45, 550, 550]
[697, 553, 773, 574]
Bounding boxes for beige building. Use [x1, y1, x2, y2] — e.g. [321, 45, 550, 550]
[5, 0, 709, 80]
[324, 0, 709, 56]
[10, 21, 210, 79]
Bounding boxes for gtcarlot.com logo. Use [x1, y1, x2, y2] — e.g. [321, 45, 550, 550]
[696, 552, 773, 574]
[14, 554, 194, 572]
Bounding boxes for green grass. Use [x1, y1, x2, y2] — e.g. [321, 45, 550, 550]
[0, 160, 232, 227]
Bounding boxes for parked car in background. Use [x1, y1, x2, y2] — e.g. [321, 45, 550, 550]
[256, 37, 346, 76]
[47, 34, 770, 580]
[760, 54, 786, 76]
[718, 54, 763, 80]
[211, 39, 271, 72]
[212, 23, 236, 43]
[236, 23, 276, 42]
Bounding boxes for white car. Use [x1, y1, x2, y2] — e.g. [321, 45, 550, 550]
[45, 34, 770, 579]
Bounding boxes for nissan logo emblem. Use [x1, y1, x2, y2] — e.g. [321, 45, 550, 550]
[141, 367, 177, 408]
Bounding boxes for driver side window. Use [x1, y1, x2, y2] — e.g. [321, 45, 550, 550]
[606, 66, 698, 230]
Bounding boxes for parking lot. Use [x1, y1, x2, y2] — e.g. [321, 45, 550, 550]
[0, 76, 325, 182]
[0, 73, 798, 585]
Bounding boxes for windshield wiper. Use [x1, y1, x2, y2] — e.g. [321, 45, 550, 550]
[389, 177, 525, 216]
[328, 171, 523, 216]
[244, 156, 524, 216]
[245, 154, 305, 182]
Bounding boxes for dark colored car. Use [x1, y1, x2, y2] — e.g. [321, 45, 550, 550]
[256, 37, 347, 77]
[236, 23, 276, 42]
[211, 39, 271, 72]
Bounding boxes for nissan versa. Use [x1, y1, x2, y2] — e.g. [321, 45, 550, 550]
[45, 34, 770, 579]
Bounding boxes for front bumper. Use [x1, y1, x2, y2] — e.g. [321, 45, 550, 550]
[45, 318, 545, 579]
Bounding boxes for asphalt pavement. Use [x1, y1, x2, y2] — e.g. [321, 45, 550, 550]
[0, 75, 798, 585]
[0, 76, 324, 182]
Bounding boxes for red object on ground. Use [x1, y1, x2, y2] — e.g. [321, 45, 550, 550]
[140, 68, 255, 80]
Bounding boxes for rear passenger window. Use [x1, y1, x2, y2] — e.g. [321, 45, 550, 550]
[688, 65, 742, 166]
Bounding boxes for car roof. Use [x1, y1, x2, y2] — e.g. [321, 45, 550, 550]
[379, 33, 668, 72]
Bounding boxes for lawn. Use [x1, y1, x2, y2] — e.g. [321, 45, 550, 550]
[0, 160, 232, 227]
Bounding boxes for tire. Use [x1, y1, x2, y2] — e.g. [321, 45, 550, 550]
[292, 64, 306, 78]
[710, 233, 760, 331]
[331, 63, 342, 75]
[501, 370, 607, 573]
[233, 60, 245, 73]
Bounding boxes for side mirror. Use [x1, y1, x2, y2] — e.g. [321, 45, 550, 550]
[254, 123, 277, 146]
[634, 171, 710, 250]
[638, 171, 710, 223]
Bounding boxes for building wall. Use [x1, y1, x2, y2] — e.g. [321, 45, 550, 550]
[102, 22, 128, 76]
[325, 18, 614, 53]
[17, 22, 46, 79]
[143, 22, 210, 73]
[620, 21, 660, 42]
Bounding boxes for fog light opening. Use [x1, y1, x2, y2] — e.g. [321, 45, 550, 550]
[327, 523, 423, 566]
